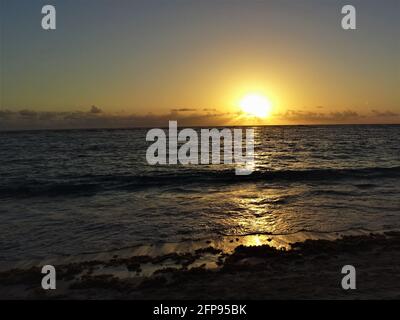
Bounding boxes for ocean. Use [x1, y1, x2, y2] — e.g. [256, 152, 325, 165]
[0, 125, 399, 263]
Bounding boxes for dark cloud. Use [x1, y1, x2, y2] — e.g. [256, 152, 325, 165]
[90, 105, 102, 114]
[39, 112, 58, 120]
[1, 107, 399, 131]
[63, 111, 85, 120]
[329, 110, 360, 121]
[170, 108, 197, 112]
[0, 108, 235, 130]
[275, 109, 362, 123]
[203, 108, 217, 112]
[0, 109, 14, 119]
[19, 109, 37, 118]
[371, 110, 398, 117]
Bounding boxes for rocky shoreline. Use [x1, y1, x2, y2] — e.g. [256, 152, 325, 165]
[1, 232, 400, 299]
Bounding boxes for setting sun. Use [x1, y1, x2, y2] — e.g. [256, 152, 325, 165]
[240, 94, 272, 118]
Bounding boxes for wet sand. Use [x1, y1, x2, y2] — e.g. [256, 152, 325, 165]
[1, 231, 400, 299]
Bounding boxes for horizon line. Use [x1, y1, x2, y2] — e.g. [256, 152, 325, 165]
[1, 123, 400, 133]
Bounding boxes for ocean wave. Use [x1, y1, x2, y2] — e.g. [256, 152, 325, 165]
[0, 166, 399, 198]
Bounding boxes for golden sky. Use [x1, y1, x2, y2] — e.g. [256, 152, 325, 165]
[1, 0, 399, 129]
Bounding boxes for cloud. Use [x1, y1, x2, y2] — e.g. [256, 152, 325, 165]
[0, 107, 236, 130]
[371, 109, 398, 117]
[90, 105, 102, 114]
[0, 109, 13, 119]
[329, 110, 361, 121]
[39, 112, 58, 120]
[275, 109, 363, 123]
[19, 109, 37, 118]
[63, 111, 85, 120]
[170, 108, 197, 112]
[1, 106, 399, 130]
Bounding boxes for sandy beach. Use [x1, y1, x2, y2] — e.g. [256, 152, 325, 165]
[1, 231, 400, 300]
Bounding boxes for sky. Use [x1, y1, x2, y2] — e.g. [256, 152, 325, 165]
[0, 0, 399, 129]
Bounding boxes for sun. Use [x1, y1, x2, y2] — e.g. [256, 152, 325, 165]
[240, 94, 272, 118]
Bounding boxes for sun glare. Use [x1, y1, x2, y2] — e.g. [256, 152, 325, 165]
[240, 94, 272, 118]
